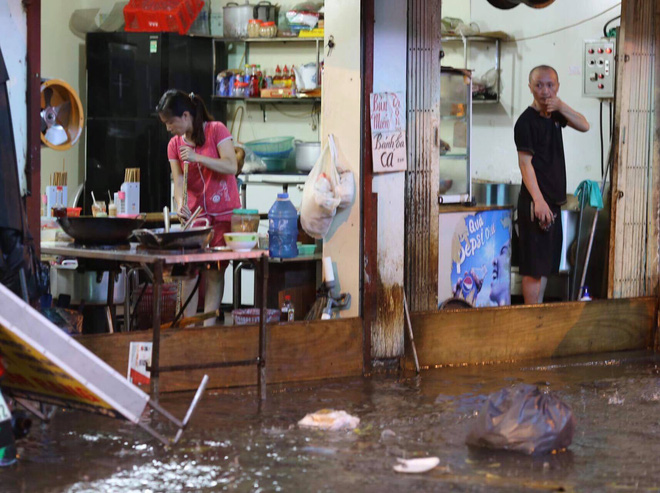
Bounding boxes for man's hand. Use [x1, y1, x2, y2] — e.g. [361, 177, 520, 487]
[545, 96, 563, 114]
[533, 198, 554, 229]
[180, 146, 197, 163]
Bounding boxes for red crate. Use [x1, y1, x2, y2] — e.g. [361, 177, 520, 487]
[136, 283, 178, 330]
[124, 0, 205, 35]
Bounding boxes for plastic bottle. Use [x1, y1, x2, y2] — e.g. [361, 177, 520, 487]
[249, 64, 259, 98]
[283, 65, 291, 88]
[117, 191, 126, 216]
[580, 286, 592, 301]
[268, 193, 298, 259]
[51, 186, 67, 218]
[273, 65, 282, 87]
[281, 295, 294, 322]
[290, 65, 296, 94]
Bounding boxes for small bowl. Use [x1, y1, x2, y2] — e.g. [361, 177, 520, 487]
[66, 207, 82, 217]
[297, 244, 316, 256]
[224, 232, 258, 252]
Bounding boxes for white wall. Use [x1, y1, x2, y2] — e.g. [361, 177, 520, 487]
[0, 0, 27, 194]
[444, 0, 621, 192]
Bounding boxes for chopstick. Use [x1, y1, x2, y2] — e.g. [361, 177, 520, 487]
[182, 206, 203, 231]
[124, 168, 140, 183]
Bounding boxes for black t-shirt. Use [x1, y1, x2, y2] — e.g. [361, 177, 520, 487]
[514, 106, 568, 205]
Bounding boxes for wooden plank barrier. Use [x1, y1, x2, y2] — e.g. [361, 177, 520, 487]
[403, 298, 657, 370]
[79, 318, 363, 393]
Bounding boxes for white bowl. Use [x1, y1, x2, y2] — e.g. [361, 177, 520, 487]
[224, 232, 258, 252]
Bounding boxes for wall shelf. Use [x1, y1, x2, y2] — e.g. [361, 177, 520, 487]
[441, 32, 509, 104]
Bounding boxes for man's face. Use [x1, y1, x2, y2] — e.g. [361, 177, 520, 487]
[529, 69, 559, 108]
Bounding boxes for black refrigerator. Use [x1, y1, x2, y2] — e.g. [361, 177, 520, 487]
[85, 32, 226, 214]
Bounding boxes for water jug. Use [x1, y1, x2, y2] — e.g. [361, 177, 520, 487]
[268, 193, 299, 258]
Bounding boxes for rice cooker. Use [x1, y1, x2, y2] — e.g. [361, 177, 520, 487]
[294, 140, 321, 172]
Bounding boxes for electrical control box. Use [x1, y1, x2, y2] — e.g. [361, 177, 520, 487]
[583, 38, 616, 98]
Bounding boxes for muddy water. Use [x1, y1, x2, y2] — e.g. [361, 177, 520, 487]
[4, 350, 660, 492]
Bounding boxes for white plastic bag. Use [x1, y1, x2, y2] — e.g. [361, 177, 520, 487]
[329, 134, 355, 209]
[300, 140, 341, 239]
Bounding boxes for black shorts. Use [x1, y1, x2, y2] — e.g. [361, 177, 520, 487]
[517, 193, 562, 277]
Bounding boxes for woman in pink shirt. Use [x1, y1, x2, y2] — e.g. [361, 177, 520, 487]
[157, 89, 241, 325]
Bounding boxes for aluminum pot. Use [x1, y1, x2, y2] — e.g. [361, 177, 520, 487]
[253, 1, 277, 23]
[133, 226, 214, 250]
[223, 1, 255, 38]
[294, 140, 321, 172]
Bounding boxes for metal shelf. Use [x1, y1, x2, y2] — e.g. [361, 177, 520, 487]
[212, 96, 321, 103]
[212, 36, 323, 43]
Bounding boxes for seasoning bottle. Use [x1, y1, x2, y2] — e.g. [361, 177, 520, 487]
[281, 295, 294, 322]
[249, 64, 259, 98]
[283, 65, 291, 88]
[51, 186, 67, 218]
[290, 65, 296, 94]
[117, 191, 126, 216]
[273, 65, 282, 87]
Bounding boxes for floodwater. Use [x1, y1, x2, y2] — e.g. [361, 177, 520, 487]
[4, 350, 660, 492]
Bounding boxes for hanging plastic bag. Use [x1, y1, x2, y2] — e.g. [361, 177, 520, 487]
[328, 134, 355, 209]
[465, 384, 576, 455]
[300, 140, 341, 239]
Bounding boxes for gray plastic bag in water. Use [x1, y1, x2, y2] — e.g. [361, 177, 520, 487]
[466, 384, 576, 455]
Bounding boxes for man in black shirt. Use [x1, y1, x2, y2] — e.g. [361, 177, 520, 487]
[514, 65, 589, 304]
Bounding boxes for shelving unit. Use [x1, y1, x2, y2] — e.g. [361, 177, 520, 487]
[211, 36, 323, 121]
[441, 32, 508, 104]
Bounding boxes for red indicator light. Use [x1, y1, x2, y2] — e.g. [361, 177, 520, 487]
[598, 74, 605, 79]
[606, 48, 613, 54]
[588, 48, 595, 54]
[598, 48, 604, 54]
[598, 84, 604, 89]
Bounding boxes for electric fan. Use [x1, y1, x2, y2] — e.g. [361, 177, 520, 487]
[40, 79, 84, 150]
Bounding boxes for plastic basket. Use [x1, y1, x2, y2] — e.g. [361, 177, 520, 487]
[244, 137, 295, 159]
[123, 0, 205, 35]
[136, 283, 178, 330]
[232, 308, 280, 326]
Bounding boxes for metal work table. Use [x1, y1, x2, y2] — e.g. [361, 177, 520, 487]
[41, 242, 270, 399]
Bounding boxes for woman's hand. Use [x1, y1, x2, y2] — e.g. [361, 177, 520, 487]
[177, 203, 192, 224]
[180, 146, 198, 163]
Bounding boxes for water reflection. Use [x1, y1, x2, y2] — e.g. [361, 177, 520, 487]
[4, 350, 660, 492]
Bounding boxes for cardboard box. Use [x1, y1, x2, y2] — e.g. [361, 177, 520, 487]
[260, 88, 294, 98]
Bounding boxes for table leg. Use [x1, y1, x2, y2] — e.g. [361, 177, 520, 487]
[258, 255, 269, 401]
[151, 261, 164, 400]
[106, 270, 117, 332]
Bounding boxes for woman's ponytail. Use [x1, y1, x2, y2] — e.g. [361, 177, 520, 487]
[157, 89, 214, 147]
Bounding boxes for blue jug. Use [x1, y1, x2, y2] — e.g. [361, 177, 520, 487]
[268, 193, 298, 258]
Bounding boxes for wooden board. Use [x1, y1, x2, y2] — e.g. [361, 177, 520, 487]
[78, 317, 363, 393]
[403, 298, 656, 369]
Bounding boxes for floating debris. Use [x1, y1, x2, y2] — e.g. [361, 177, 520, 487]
[393, 457, 440, 474]
[298, 410, 360, 431]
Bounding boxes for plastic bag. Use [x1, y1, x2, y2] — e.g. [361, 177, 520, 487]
[465, 384, 576, 455]
[300, 140, 341, 239]
[328, 134, 355, 208]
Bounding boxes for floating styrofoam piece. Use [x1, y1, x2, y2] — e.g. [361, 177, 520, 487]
[393, 457, 440, 474]
[298, 409, 360, 431]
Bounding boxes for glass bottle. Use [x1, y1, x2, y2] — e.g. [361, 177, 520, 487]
[250, 64, 259, 97]
[281, 295, 294, 322]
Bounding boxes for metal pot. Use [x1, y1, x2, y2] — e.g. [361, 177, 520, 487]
[223, 1, 255, 38]
[50, 260, 126, 304]
[253, 1, 276, 23]
[294, 140, 321, 172]
[133, 226, 214, 250]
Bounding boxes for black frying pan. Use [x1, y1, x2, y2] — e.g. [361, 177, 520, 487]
[57, 216, 146, 245]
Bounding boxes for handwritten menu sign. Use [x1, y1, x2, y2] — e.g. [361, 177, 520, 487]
[370, 92, 407, 173]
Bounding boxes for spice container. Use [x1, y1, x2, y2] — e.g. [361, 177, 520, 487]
[259, 21, 277, 38]
[231, 208, 260, 232]
[247, 18, 261, 38]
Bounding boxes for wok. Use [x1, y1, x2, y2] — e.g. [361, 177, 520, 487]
[133, 226, 214, 250]
[57, 216, 145, 245]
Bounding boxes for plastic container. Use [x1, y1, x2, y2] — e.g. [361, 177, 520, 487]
[268, 193, 298, 259]
[231, 209, 260, 232]
[247, 18, 262, 38]
[232, 308, 280, 325]
[259, 21, 277, 38]
[123, 0, 205, 35]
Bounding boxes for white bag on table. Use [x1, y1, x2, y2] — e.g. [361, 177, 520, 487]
[300, 139, 341, 239]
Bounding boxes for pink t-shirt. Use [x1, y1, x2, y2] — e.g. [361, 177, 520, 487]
[167, 121, 241, 222]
